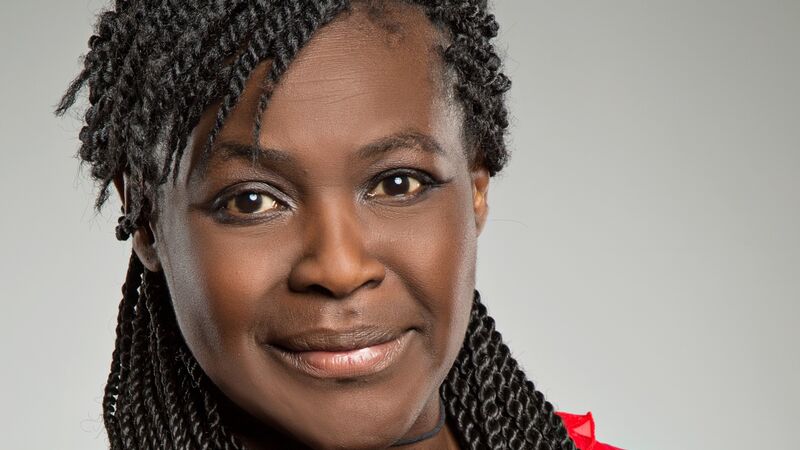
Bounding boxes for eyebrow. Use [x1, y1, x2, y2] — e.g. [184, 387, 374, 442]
[354, 131, 445, 160]
[196, 131, 446, 181]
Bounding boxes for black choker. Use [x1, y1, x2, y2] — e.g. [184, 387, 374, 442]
[390, 396, 447, 447]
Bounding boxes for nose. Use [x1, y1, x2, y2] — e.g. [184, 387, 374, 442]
[288, 200, 385, 298]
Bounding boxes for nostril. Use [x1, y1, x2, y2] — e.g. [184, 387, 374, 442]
[307, 284, 336, 298]
[303, 277, 382, 299]
[363, 279, 381, 290]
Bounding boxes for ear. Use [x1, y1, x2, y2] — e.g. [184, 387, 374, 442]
[471, 166, 490, 235]
[132, 223, 162, 272]
[113, 174, 163, 272]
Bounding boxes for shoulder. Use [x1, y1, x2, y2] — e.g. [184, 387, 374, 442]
[555, 411, 623, 450]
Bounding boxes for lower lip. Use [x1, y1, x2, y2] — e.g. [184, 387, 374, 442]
[271, 331, 413, 379]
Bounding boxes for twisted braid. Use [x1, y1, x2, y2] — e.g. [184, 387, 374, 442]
[159, 1, 263, 184]
[102, 252, 142, 448]
[442, 293, 576, 449]
[111, 262, 252, 450]
[425, 0, 512, 173]
[59, 0, 576, 448]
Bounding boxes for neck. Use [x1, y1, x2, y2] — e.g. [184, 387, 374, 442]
[392, 422, 462, 450]
[236, 424, 461, 450]
[390, 396, 447, 447]
[219, 391, 461, 450]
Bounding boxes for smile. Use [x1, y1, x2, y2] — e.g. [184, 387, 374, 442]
[266, 328, 414, 379]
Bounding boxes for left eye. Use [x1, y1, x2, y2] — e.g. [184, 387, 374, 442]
[368, 174, 423, 198]
[224, 192, 280, 215]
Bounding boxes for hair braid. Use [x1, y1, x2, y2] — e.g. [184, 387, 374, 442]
[102, 253, 142, 448]
[159, 1, 262, 184]
[117, 282, 157, 449]
[424, 0, 511, 174]
[151, 293, 192, 450]
[149, 272, 218, 449]
[60, 1, 577, 448]
[442, 293, 578, 450]
[144, 307, 174, 450]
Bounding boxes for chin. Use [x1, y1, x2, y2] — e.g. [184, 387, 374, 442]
[222, 331, 444, 450]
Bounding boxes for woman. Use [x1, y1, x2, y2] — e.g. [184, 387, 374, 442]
[56, 0, 616, 449]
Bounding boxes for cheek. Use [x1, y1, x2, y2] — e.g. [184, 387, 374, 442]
[162, 216, 298, 380]
[375, 179, 478, 360]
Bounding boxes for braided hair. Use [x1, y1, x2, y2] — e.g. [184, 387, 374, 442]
[57, 1, 578, 448]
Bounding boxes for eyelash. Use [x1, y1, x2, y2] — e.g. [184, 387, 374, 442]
[363, 168, 442, 202]
[210, 184, 288, 224]
[210, 168, 445, 224]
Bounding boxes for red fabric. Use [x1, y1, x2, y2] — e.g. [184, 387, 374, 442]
[555, 411, 622, 450]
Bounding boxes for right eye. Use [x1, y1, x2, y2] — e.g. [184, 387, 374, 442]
[223, 191, 280, 217]
[367, 174, 425, 199]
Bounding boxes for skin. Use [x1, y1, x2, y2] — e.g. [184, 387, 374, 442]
[128, 4, 489, 449]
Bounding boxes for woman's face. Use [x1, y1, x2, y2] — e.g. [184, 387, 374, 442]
[135, 5, 489, 449]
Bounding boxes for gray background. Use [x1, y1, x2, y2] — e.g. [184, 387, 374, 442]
[1, 1, 798, 449]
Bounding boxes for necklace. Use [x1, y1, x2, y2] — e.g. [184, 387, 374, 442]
[390, 396, 447, 447]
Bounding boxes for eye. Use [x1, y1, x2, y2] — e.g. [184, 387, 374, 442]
[224, 191, 280, 216]
[367, 174, 424, 199]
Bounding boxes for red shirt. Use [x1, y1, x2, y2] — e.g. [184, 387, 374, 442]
[556, 411, 622, 450]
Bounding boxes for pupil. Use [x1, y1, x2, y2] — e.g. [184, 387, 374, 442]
[384, 176, 409, 196]
[235, 193, 262, 213]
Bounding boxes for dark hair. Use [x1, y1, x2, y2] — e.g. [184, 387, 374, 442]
[57, 1, 577, 448]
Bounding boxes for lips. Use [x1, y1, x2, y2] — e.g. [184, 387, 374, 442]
[265, 326, 413, 379]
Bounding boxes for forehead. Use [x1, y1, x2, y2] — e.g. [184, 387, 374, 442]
[275, 7, 448, 110]
[184, 2, 461, 181]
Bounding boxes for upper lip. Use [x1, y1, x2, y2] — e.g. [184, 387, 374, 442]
[269, 326, 407, 353]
